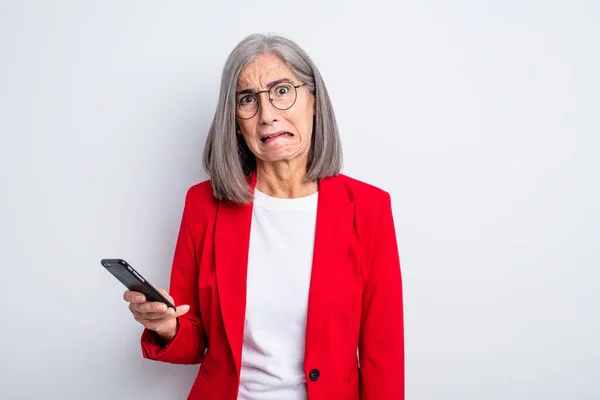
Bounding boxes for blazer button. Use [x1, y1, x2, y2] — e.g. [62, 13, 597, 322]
[309, 369, 320, 382]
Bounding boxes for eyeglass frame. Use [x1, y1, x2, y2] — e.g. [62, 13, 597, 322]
[235, 82, 307, 120]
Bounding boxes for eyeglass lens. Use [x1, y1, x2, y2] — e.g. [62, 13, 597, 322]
[236, 83, 298, 119]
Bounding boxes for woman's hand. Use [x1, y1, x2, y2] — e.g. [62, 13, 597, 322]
[123, 289, 190, 343]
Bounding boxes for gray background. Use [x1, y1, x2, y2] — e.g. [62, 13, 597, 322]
[1, 1, 598, 399]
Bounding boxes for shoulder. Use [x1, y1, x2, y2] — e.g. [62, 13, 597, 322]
[326, 173, 393, 229]
[182, 179, 218, 219]
[186, 179, 215, 202]
[333, 173, 391, 206]
[330, 175, 395, 265]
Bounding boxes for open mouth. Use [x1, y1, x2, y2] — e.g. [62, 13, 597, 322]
[260, 132, 294, 143]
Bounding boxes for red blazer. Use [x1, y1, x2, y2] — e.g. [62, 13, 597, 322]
[141, 173, 404, 400]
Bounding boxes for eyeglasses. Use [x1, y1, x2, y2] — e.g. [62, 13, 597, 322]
[236, 82, 307, 120]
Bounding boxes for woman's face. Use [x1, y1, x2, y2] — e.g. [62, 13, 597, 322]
[236, 54, 315, 165]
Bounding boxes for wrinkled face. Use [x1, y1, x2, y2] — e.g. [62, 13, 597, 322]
[235, 53, 315, 164]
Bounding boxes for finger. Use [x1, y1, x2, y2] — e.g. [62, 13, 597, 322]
[129, 302, 162, 316]
[132, 301, 171, 314]
[157, 304, 189, 318]
[173, 304, 190, 317]
[133, 311, 170, 321]
[134, 305, 185, 322]
[157, 288, 174, 303]
[123, 290, 145, 303]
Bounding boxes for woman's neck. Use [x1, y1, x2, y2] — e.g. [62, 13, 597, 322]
[255, 161, 318, 199]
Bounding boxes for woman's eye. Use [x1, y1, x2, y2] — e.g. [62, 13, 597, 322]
[240, 95, 256, 105]
[275, 85, 290, 96]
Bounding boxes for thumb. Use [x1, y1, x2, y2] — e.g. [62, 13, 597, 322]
[175, 304, 190, 317]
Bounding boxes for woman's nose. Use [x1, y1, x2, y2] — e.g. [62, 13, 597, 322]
[257, 92, 279, 124]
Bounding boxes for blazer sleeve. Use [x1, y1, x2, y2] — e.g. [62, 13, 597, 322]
[140, 186, 207, 364]
[359, 191, 405, 399]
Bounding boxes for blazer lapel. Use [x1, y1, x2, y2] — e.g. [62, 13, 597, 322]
[304, 175, 354, 360]
[215, 172, 256, 375]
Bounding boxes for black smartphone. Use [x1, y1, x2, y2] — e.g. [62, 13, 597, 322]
[101, 258, 176, 310]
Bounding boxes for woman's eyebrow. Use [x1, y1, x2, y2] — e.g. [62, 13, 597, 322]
[236, 78, 295, 95]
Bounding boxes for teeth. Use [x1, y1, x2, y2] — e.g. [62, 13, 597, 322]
[261, 132, 292, 143]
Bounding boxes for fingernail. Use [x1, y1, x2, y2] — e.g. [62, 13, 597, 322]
[182, 305, 190, 311]
[158, 304, 167, 311]
[137, 296, 145, 302]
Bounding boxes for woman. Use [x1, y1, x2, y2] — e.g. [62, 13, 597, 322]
[124, 33, 404, 400]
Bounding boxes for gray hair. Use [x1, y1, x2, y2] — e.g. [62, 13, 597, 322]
[202, 33, 343, 204]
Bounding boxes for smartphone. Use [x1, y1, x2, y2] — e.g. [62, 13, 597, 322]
[101, 258, 176, 309]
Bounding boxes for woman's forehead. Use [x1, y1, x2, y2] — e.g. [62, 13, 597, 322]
[237, 54, 298, 91]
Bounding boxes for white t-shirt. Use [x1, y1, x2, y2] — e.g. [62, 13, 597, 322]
[237, 188, 318, 400]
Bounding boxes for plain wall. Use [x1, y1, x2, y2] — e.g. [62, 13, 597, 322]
[1, 1, 598, 399]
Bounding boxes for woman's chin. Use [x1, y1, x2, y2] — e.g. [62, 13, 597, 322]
[255, 149, 304, 164]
